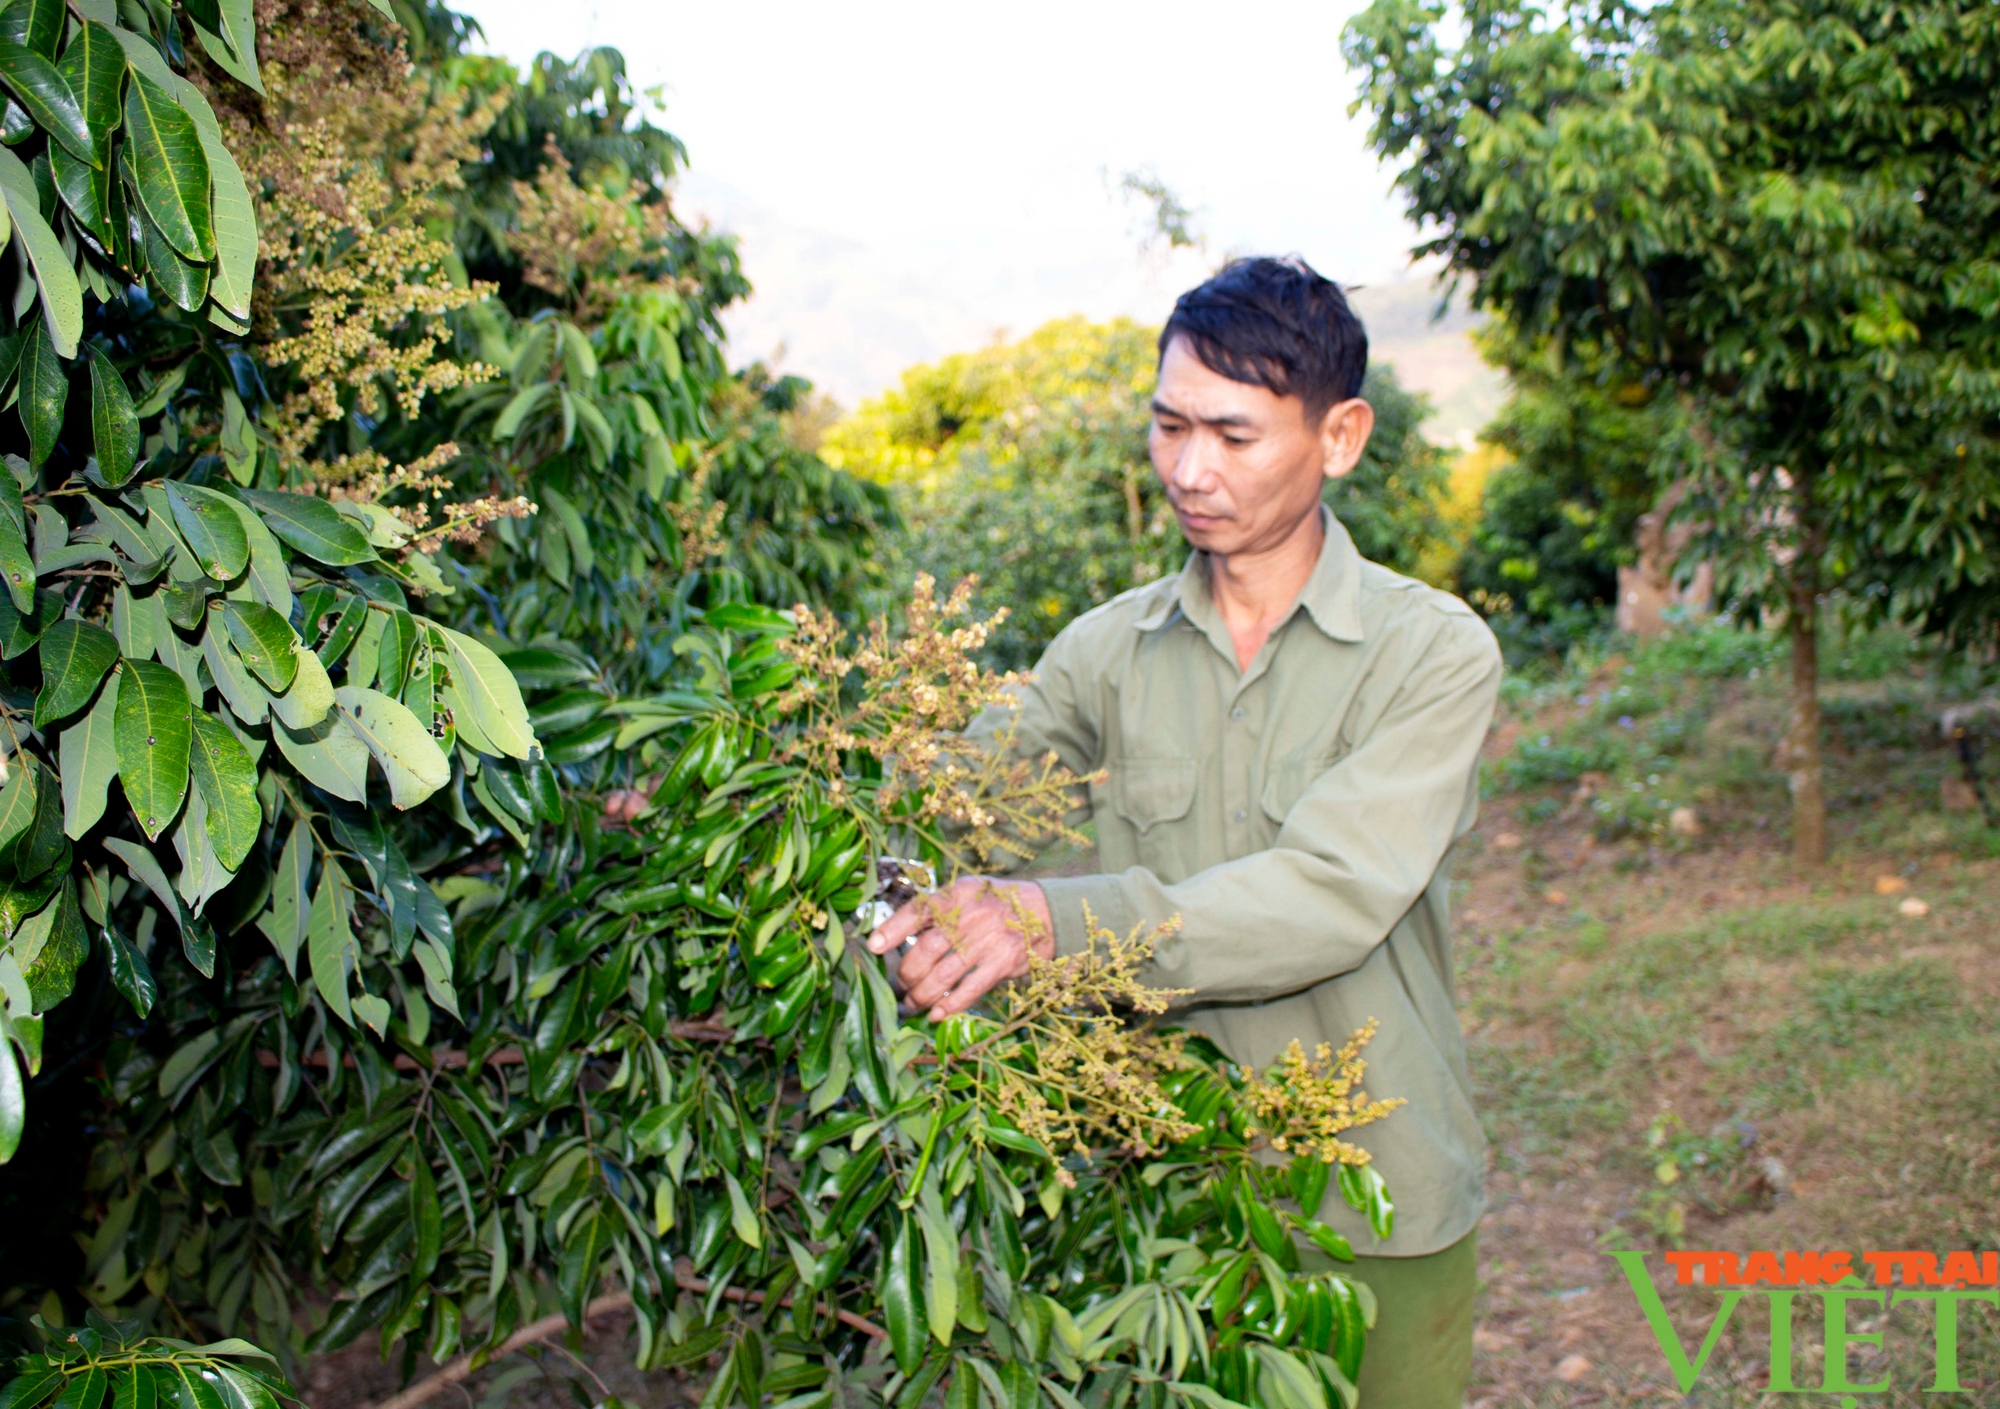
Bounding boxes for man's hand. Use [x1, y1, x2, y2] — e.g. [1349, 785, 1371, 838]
[867, 878, 1054, 1020]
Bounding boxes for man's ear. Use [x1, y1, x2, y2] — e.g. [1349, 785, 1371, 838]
[1318, 398, 1376, 482]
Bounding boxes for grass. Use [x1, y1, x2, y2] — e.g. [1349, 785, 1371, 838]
[1460, 622, 2000, 1406]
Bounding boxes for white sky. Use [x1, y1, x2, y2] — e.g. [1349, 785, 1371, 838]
[457, 0, 1430, 405]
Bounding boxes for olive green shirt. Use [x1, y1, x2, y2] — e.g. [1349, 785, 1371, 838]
[977, 510, 1501, 1257]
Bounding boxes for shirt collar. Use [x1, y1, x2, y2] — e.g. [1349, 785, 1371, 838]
[1133, 506, 1365, 645]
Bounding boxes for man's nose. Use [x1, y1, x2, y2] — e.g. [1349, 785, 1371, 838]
[1166, 431, 1222, 494]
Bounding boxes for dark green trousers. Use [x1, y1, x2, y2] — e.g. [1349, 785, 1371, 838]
[1300, 1230, 1478, 1408]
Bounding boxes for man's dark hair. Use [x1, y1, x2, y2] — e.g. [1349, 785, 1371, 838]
[1159, 256, 1368, 420]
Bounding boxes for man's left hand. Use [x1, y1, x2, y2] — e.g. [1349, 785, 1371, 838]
[866, 877, 1054, 1020]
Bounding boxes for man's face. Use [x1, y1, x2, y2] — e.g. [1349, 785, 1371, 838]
[1148, 335, 1372, 557]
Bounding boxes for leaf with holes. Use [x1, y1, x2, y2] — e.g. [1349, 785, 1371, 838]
[114, 658, 191, 840]
[334, 686, 449, 808]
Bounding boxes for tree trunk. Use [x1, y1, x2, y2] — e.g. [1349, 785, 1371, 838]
[1785, 591, 1825, 865]
[1782, 459, 1826, 866]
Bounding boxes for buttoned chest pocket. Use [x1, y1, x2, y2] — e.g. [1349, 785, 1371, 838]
[1259, 747, 1347, 827]
[1115, 756, 1198, 832]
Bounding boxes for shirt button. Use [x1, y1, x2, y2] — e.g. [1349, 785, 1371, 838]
[1232, 807, 1247, 823]
[1230, 706, 1246, 721]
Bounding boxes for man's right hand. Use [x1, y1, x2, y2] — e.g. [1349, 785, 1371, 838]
[867, 877, 1054, 1020]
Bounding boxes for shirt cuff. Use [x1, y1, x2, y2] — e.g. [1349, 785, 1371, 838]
[1036, 873, 1145, 958]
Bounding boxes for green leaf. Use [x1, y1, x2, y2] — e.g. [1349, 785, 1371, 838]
[187, 0, 260, 95]
[166, 483, 249, 581]
[110, 1365, 157, 1409]
[542, 485, 595, 578]
[34, 618, 117, 725]
[271, 639, 332, 728]
[87, 345, 141, 485]
[213, 495, 290, 616]
[200, 613, 269, 726]
[210, 1367, 276, 1409]
[101, 924, 155, 1017]
[114, 658, 192, 840]
[334, 686, 448, 807]
[58, 662, 118, 838]
[375, 607, 416, 694]
[52, 143, 112, 245]
[256, 817, 308, 975]
[139, 202, 209, 311]
[0, 146, 80, 355]
[22, 879, 86, 1010]
[0, 517, 31, 614]
[238, 488, 376, 565]
[0, 1033, 21, 1164]
[54, 19, 121, 164]
[0, 38, 94, 165]
[307, 856, 352, 1024]
[434, 624, 538, 760]
[271, 711, 368, 803]
[556, 1209, 610, 1325]
[883, 1212, 924, 1373]
[223, 600, 298, 690]
[188, 708, 258, 870]
[122, 67, 211, 261]
[103, 834, 215, 976]
[0, 0, 61, 58]
[916, 1197, 960, 1345]
[0, 1365, 60, 1409]
[3, 756, 66, 880]
[410, 1151, 442, 1279]
[14, 315, 67, 466]
[169, 75, 255, 315]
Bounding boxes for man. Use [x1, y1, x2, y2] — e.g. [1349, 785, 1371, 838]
[868, 257, 1501, 1407]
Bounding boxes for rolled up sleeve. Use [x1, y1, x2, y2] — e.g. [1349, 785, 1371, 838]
[1037, 612, 1501, 1005]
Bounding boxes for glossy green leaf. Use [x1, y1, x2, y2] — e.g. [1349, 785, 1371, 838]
[14, 315, 67, 466]
[188, 0, 260, 95]
[170, 75, 255, 315]
[0, 1037, 19, 1163]
[0, 146, 80, 355]
[22, 879, 86, 1011]
[166, 483, 249, 581]
[110, 1364, 157, 1409]
[0, 516, 33, 616]
[101, 923, 155, 1017]
[188, 708, 258, 870]
[113, 658, 192, 840]
[307, 857, 352, 1023]
[375, 607, 417, 694]
[334, 686, 449, 808]
[140, 202, 208, 311]
[223, 600, 298, 691]
[883, 1212, 923, 1373]
[58, 663, 118, 837]
[213, 495, 290, 616]
[54, 19, 121, 163]
[0, 38, 93, 164]
[0, 0, 60, 57]
[34, 619, 117, 727]
[87, 344, 141, 485]
[410, 1152, 442, 1280]
[238, 488, 376, 565]
[257, 817, 309, 974]
[123, 67, 211, 261]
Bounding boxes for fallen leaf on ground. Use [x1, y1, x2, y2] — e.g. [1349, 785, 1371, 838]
[1555, 1354, 1593, 1382]
[1494, 832, 1523, 849]
[1900, 897, 1931, 918]
[1876, 874, 1910, 895]
[1543, 889, 1568, 905]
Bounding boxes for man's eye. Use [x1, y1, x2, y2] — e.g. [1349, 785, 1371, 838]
[1222, 435, 1250, 447]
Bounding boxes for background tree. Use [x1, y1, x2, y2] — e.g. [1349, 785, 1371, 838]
[1345, 0, 2000, 863]
[1457, 327, 1672, 659]
[825, 318, 1453, 669]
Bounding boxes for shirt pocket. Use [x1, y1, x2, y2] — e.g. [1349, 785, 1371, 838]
[1115, 755, 1198, 834]
[1259, 748, 1346, 827]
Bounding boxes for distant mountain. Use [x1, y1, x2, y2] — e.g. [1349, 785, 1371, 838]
[680, 170, 1506, 447]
